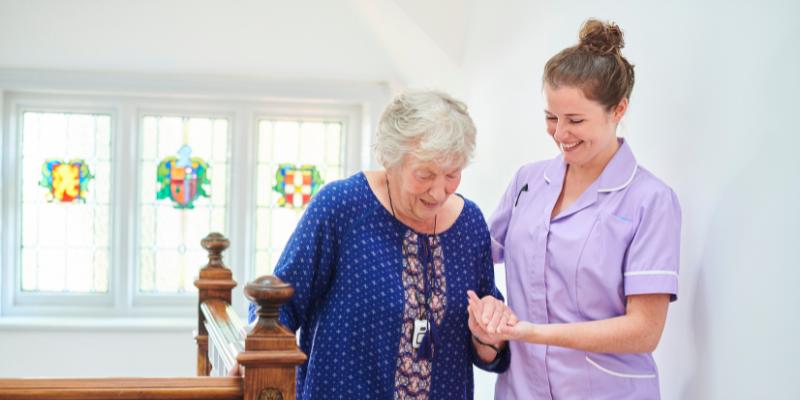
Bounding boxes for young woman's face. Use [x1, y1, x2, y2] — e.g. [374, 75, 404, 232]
[389, 156, 462, 224]
[543, 84, 627, 170]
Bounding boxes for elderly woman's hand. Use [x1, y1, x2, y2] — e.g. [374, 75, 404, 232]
[466, 290, 517, 345]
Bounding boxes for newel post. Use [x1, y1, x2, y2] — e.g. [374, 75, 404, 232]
[238, 276, 307, 400]
[194, 232, 237, 376]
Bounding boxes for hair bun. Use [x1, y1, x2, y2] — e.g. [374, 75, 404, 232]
[578, 19, 624, 55]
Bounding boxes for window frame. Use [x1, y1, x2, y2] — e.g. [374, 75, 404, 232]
[0, 73, 383, 320]
[249, 106, 358, 278]
[131, 105, 237, 310]
[2, 94, 122, 317]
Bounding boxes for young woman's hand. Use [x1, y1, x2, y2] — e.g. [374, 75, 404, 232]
[496, 319, 535, 341]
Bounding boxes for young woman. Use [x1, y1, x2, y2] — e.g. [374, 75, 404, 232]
[469, 19, 681, 399]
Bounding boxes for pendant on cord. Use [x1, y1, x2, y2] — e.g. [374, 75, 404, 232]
[412, 319, 429, 349]
[414, 317, 438, 360]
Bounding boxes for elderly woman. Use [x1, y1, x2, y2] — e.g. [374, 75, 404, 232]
[249, 91, 510, 400]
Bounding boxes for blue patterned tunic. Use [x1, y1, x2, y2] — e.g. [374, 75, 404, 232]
[249, 172, 510, 400]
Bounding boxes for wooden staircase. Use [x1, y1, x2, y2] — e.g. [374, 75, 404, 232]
[0, 232, 306, 400]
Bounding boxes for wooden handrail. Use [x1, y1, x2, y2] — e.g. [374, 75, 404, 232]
[238, 275, 307, 400]
[201, 299, 246, 376]
[195, 232, 237, 377]
[196, 233, 306, 400]
[0, 232, 306, 400]
[0, 377, 242, 400]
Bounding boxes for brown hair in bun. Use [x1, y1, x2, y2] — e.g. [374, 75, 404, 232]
[544, 19, 635, 110]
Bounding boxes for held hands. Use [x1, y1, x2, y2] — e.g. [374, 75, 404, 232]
[466, 290, 531, 342]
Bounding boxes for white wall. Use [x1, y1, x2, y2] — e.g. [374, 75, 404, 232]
[0, 323, 195, 377]
[461, 0, 800, 399]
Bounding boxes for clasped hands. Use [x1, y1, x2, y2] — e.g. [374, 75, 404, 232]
[466, 290, 529, 346]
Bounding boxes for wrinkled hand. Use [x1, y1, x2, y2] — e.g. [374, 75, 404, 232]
[466, 290, 517, 345]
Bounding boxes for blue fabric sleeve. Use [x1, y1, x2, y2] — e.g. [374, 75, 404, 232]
[471, 210, 511, 373]
[248, 185, 341, 331]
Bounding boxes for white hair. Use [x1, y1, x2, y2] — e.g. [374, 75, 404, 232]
[375, 90, 477, 170]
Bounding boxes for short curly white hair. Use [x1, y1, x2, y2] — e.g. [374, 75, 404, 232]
[375, 90, 477, 170]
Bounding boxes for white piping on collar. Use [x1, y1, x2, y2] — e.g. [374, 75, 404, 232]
[598, 165, 638, 193]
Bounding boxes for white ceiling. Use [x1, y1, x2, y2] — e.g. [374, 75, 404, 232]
[0, 0, 470, 88]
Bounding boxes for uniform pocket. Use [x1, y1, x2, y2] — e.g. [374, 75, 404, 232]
[585, 353, 660, 399]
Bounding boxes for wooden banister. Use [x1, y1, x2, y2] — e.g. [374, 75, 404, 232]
[201, 299, 246, 376]
[0, 232, 306, 400]
[195, 232, 237, 376]
[0, 377, 242, 400]
[197, 233, 306, 399]
[238, 275, 307, 400]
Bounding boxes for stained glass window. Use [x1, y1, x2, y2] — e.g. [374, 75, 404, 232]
[20, 112, 111, 293]
[254, 120, 344, 278]
[156, 144, 211, 209]
[39, 159, 94, 203]
[139, 116, 229, 293]
[273, 163, 324, 208]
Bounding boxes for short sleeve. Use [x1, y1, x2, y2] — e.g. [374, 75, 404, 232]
[624, 188, 682, 301]
[488, 167, 522, 264]
[248, 185, 341, 329]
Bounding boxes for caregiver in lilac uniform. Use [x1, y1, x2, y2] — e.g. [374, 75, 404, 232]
[470, 19, 681, 399]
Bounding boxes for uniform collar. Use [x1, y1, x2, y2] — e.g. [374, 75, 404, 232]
[542, 138, 638, 193]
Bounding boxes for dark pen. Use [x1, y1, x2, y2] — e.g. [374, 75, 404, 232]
[514, 184, 528, 207]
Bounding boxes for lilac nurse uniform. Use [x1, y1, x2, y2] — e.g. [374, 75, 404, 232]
[490, 138, 681, 400]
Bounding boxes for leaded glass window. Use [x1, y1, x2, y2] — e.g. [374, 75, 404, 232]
[139, 116, 229, 293]
[254, 120, 344, 278]
[20, 112, 111, 293]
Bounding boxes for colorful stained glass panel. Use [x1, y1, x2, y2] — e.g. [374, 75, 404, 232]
[20, 112, 111, 293]
[139, 115, 229, 294]
[253, 119, 344, 278]
[156, 144, 211, 209]
[273, 163, 324, 208]
[39, 159, 94, 203]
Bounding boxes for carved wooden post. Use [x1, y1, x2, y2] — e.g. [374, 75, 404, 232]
[194, 232, 237, 376]
[238, 276, 307, 400]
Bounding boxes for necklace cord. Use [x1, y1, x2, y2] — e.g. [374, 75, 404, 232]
[386, 174, 440, 359]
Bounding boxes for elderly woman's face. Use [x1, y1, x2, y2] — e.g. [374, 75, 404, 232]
[391, 156, 462, 223]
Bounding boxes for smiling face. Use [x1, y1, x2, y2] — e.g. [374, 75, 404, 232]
[544, 84, 628, 172]
[386, 155, 462, 225]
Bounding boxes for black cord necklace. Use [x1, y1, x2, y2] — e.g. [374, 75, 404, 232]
[386, 174, 440, 360]
[386, 176, 397, 218]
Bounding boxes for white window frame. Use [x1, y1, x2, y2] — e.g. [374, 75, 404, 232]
[0, 70, 387, 321]
[130, 103, 238, 312]
[2, 94, 123, 317]
[249, 106, 358, 278]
